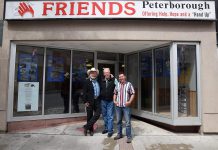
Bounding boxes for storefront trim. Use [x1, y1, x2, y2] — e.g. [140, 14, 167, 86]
[7, 41, 202, 126]
[173, 42, 202, 126]
[7, 42, 90, 122]
[129, 42, 201, 126]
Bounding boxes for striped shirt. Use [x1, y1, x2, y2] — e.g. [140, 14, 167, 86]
[114, 82, 135, 107]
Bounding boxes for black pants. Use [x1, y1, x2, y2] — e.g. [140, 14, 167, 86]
[84, 99, 101, 131]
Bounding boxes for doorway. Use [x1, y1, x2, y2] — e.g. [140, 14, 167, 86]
[97, 61, 117, 79]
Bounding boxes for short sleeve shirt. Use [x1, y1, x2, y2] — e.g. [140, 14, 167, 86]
[114, 82, 135, 107]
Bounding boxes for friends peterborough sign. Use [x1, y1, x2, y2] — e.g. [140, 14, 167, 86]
[5, 1, 216, 20]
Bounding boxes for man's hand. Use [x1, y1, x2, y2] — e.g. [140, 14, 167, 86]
[85, 102, 89, 107]
[114, 101, 119, 106]
[125, 101, 131, 107]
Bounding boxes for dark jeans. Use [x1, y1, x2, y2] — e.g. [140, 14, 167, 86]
[84, 99, 101, 131]
[101, 100, 114, 134]
[115, 106, 132, 139]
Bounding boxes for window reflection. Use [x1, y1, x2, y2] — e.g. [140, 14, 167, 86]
[44, 49, 71, 114]
[178, 45, 197, 117]
[141, 51, 152, 112]
[72, 51, 94, 113]
[13, 45, 44, 116]
[119, 54, 125, 74]
[154, 47, 171, 117]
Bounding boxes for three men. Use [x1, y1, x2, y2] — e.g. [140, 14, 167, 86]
[83, 67, 135, 143]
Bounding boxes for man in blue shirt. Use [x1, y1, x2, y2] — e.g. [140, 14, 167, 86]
[83, 68, 101, 136]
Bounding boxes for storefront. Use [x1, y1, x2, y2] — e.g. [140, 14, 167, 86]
[0, 0, 218, 133]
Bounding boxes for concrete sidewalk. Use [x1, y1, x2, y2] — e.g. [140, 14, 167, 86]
[0, 119, 218, 150]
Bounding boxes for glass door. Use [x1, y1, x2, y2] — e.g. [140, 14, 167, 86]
[97, 62, 116, 79]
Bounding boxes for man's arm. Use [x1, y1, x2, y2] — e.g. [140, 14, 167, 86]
[113, 94, 118, 106]
[127, 94, 135, 105]
[113, 85, 119, 106]
[126, 83, 135, 106]
[114, 78, 118, 86]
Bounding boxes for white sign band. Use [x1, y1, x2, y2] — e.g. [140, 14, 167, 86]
[5, 1, 216, 20]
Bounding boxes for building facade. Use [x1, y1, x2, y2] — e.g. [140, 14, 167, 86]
[0, 0, 218, 133]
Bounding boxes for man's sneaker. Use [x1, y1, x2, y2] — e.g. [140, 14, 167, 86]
[102, 129, 108, 134]
[107, 132, 113, 138]
[126, 138, 132, 143]
[114, 135, 123, 140]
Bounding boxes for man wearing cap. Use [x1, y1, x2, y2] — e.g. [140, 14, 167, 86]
[83, 67, 101, 136]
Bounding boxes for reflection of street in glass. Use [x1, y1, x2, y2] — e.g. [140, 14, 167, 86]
[47, 56, 64, 82]
[20, 57, 32, 63]
[50, 71, 63, 80]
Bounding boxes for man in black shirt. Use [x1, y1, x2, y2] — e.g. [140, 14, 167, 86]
[100, 68, 118, 137]
[83, 68, 101, 136]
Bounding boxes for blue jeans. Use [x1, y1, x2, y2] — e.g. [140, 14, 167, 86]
[115, 106, 131, 139]
[101, 100, 114, 134]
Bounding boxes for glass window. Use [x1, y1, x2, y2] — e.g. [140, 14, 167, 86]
[97, 51, 117, 61]
[140, 51, 152, 112]
[127, 53, 138, 109]
[0, 20, 3, 47]
[177, 45, 197, 117]
[72, 51, 94, 113]
[13, 45, 44, 116]
[154, 46, 171, 117]
[44, 48, 71, 114]
[119, 54, 125, 74]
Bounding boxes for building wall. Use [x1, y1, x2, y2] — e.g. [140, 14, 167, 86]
[0, 0, 3, 20]
[0, 20, 217, 132]
[0, 0, 6, 132]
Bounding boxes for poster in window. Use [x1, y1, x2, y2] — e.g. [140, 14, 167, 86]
[18, 53, 38, 82]
[17, 82, 39, 112]
[47, 56, 64, 82]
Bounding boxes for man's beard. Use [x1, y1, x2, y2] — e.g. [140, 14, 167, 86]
[90, 76, 96, 80]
